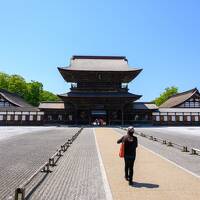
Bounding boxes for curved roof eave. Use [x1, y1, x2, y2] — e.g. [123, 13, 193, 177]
[57, 67, 142, 83]
[173, 89, 199, 108]
[57, 66, 142, 72]
[57, 93, 142, 99]
[0, 92, 21, 107]
[0, 89, 34, 108]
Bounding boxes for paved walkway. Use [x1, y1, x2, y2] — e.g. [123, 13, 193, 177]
[95, 128, 200, 200]
[28, 128, 106, 200]
[0, 127, 79, 200]
[10, 127, 200, 200]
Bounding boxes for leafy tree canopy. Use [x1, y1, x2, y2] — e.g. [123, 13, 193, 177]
[0, 72, 59, 106]
[40, 90, 60, 102]
[153, 86, 179, 106]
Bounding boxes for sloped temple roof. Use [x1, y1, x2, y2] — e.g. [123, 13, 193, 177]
[65, 55, 140, 71]
[133, 102, 158, 110]
[58, 55, 142, 83]
[159, 88, 200, 108]
[39, 101, 65, 110]
[0, 89, 39, 111]
[58, 91, 141, 99]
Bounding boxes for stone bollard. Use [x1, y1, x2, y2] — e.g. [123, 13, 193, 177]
[61, 145, 66, 152]
[57, 149, 62, 157]
[15, 188, 25, 200]
[49, 158, 55, 167]
[42, 163, 50, 173]
[153, 137, 157, 141]
[162, 140, 167, 144]
[150, 136, 153, 140]
[182, 146, 188, 152]
[45, 163, 50, 172]
[191, 148, 197, 155]
[68, 139, 72, 144]
[167, 141, 173, 147]
[66, 143, 70, 148]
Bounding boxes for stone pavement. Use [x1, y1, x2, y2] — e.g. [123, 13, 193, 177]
[0, 127, 79, 200]
[27, 128, 106, 200]
[95, 128, 200, 200]
[136, 127, 200, 149]
[8, 127, 200, 200]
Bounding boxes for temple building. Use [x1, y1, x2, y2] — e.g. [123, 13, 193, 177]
[152, 88, 200, 125]
[1, 55, 199, 126]
[0, 89, 44, 125]
[39, 55, 157, 125]
[57, 55, 143, 125]
[39, 101, 65, 124]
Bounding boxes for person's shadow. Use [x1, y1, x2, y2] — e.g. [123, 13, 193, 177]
[131, 181, 159, 188]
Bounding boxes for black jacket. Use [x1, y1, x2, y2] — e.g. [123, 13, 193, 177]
[117, 135, 138, 157]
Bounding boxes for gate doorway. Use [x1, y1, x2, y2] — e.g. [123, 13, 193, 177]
[91, 110, 107, 126]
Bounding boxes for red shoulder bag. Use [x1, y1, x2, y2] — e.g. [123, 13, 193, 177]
[119, 143, 124, 158]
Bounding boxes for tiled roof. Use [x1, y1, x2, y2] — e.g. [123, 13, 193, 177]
[0, 107, 39, 112]
[0, 89, 38, 111]
[133, 102, 158, 110]
[58, 91, 142, 99]
[39, 102, 65, 109]
[154, 108, 200, 113]
[59, 55, 142, 72]
[159, 88, 199, 108]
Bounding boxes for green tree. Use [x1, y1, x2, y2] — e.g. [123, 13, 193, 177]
[40, 90, 60, 102]
[154, 86, 179, 106]
[25, 81, 43, 106]
[0, 72, 10, 90]
[8, 75, 27, 97]
[0, 71, 59, 106]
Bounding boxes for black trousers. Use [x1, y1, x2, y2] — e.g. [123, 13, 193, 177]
[124, 157, 135, 181]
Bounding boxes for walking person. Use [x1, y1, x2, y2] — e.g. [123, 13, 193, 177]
[117, 126, 138, 185]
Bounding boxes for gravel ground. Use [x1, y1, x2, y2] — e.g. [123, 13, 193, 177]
[0, 127, 79, 200]
[115, 128, 200, 177]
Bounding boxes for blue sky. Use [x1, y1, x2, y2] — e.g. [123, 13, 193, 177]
[0, 0, 200, 101]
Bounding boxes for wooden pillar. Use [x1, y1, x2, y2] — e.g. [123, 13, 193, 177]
[21, 112, 23, 125]
[88, 109, 91, 125]
[108, 110, 110, 126]
[72, 103, 78, 125]
[6, 111, 8, 126]
[75, 107, 78, 125]
[121, 106, 124, 126]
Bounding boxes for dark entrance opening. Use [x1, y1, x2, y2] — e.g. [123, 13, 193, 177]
[91, 110, 107, 126]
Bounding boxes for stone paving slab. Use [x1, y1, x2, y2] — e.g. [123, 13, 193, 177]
[95, 128, 200, 200]
[0, 127, 79, 200]
[27, 128, 106, 200]
[0, 126, 57, 141]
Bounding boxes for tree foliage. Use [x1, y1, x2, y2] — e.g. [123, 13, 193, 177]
[8, 75, 27, 97]
[154, 86, 179, 106]
[0, 72, 9, 90]
[0, 72, 59, 106]
[25, 81, 43, 106]
[40, 90, 60, 102]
